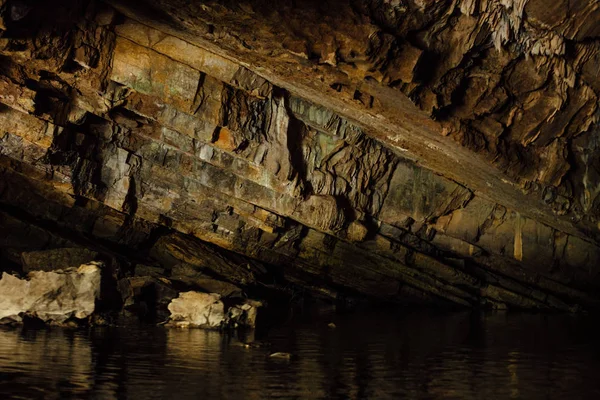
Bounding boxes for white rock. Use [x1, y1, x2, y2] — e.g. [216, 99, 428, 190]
[167, 292, 225, 329]
[0, 262, 102, 324]
[167, 291, 262, 329]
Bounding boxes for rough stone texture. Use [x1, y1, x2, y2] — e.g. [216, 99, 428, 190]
[167, 291, 261, 329]
[0, 0, 599, 311]
[168, 292, 225, 329]
[0, 263, 102, 324]
[21, 248, 99, 273]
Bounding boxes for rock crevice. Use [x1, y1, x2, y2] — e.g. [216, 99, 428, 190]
[0, 0, 599, 311]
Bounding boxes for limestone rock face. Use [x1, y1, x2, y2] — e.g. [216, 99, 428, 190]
[0, 263, 102, 324]
[167, 291, 261, 329]
[0, 0, 599, 311]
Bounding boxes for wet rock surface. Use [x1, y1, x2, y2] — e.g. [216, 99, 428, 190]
[0, 0, 599, 312]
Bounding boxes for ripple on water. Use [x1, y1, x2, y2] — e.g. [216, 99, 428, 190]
[1, 312, 600, 399]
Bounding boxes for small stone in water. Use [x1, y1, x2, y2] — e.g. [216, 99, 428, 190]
[268, 352, 293, 360]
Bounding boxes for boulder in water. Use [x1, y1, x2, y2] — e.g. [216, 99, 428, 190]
[167, 291, 261, 329]
[0, 262, 102, 325]
[268, 352, 294, 361]
[167, 292, 226, 329]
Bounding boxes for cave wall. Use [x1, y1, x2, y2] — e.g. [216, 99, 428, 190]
[0, 0, 599, 310]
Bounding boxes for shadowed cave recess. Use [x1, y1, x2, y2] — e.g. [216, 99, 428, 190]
[0, 0, 600, 318]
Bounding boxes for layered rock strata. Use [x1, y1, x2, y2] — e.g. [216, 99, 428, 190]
[0, 0, 599, 311]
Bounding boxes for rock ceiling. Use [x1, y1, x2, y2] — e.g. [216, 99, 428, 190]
[0, 0, 599, 310]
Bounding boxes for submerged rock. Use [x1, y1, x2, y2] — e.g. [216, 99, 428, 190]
[0, 263, 102, 325]
[167, 291, 261, 329]
[268, 352, 294, 361]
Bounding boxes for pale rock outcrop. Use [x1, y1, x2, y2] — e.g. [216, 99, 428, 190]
[167, 291, 261, 329]
[0, 262, 102, 324]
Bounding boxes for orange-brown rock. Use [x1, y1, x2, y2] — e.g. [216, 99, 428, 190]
[0, 0, 599, 311]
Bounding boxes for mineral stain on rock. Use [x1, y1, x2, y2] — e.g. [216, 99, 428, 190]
[0, 0, 599, 315]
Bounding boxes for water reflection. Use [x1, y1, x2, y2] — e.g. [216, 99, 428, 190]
[0, 328, 93, 398]
[1, 311, 600, 399]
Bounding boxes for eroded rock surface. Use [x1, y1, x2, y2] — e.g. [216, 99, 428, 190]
[0, 0, 599, 311]
[167, 291, 261, 329]
[21, 248, 99, 273]
[0, 263, 102, 324]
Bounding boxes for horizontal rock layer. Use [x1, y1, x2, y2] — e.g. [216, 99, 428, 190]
[0, 0, 599, 311]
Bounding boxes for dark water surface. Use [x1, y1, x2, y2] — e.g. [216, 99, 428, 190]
[1, 311, 600, 399]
